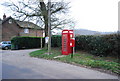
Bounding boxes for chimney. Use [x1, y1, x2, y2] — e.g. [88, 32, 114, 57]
[3, 13, 6, 19]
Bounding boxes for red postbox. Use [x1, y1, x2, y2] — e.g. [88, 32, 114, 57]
[62, 30, 75, 55]
[70, 38, 75, 47]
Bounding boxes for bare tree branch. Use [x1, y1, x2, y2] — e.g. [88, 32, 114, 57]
[2, 0, 73, 36]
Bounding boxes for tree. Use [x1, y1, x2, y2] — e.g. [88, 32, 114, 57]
[2, 0, 74, 37]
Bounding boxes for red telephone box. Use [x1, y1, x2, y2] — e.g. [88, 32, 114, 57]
[62, 30, 75, 55]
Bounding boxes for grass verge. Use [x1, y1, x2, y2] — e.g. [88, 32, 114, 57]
[29, 48, 119, 74]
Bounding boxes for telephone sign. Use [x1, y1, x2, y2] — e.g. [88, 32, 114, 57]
[45, 36, 49, 43]
[62, 30, 75, 55]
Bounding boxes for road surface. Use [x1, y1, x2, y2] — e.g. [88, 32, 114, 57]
[1, 49, 118, 79]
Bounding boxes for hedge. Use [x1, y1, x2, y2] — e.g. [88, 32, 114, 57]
[76, 34, 119, 57]
[11, 34, 119, 57]
[11, 37, 45, 49]
[51, 34, 119, 57]
[51, 35, 61, 47]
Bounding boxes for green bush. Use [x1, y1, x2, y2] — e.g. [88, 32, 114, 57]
[11, 36, 45, 49]
[103, 34, 119, 57]
[76, 34, 119, 57]
[51, 35, 61, 47]
[51, 34, 119, 57]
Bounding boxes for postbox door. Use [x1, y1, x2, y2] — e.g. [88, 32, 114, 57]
[68, 30, 74, 53]
[70, 39, 75, 47]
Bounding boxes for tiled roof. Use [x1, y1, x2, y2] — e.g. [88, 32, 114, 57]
[2, 16, 12, 24]
[16, 20, 43, 30]
[2, 16, 43, 30]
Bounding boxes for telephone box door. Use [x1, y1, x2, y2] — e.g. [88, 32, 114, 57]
[62, 30, 69, 55]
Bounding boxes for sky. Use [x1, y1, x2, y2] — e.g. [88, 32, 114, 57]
[0, 0, 119, 32]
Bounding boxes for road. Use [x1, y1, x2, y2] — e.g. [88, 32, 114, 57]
[1, 49, 118, 79]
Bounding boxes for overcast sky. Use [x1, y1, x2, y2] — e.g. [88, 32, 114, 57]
[0, 0, 119, 32]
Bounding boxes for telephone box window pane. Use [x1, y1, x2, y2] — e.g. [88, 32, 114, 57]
[63, 34, 67, 52]
[63, 31, 68, 33]
[70, 34, 73, 38]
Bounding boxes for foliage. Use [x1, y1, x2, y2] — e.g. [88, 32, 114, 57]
[51, 35, 62, 47]
[11, 36, 45, 49]
[76, 34, 119, 57]
[50, 34, 119, 57]
[2, 0, 73, 36]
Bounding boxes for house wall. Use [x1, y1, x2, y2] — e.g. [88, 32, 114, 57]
[2, 19, 20, 41]
[19, 28, 43, 37]
[36, 29, 43, 37]
[2, 18, 43, 41]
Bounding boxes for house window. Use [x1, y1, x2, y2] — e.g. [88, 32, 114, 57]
[24, 28, 29, 33]
[28, 24, 30, 27]
[9, 19, 12, 24]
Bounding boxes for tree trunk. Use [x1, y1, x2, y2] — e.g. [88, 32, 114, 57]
[40, 2, 48, 48]
[44, 17, 48, 37]
[40, 2, 48, 37]
[44, 17, 48, 49]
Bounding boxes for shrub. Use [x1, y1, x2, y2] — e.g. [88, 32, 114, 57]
[76, 34, 119, 57]
[51, 35, 61, 47]
[11, 36, 45, 49]
[51, 34, 119, 57]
